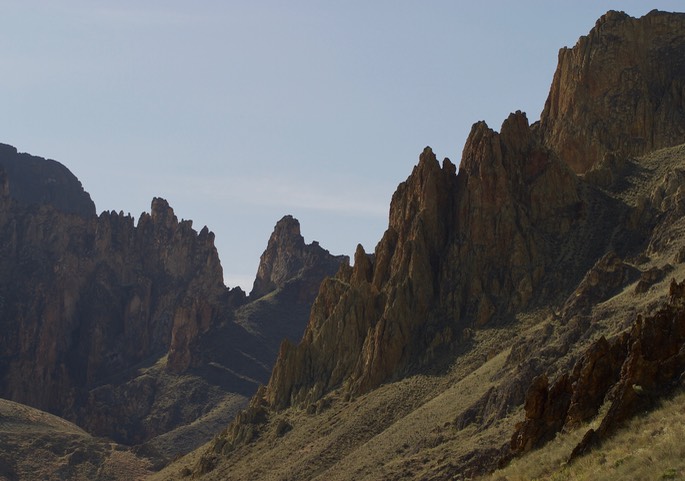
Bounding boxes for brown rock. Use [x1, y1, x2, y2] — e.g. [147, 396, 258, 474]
[511, 278, 685, 460]
[263, 121, 587, 411]
[562, 252, 640, 316]
[540, 10, 685, 173]
[0, 142, 95, 217]
[250, 215, 347, 300]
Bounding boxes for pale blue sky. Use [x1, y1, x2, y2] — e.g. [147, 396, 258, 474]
[2, 2, 682, 289]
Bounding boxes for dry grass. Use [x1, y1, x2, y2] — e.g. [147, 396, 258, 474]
[0, 398, 153, 481]
[487, 390, 685, 481]
[149, 323, 534, 481]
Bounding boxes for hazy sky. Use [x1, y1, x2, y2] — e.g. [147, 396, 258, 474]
[2, 1, 682, 290]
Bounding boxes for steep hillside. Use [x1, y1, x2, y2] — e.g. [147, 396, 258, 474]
[0, 398, 152, 481]
[151, 10, 685, 481]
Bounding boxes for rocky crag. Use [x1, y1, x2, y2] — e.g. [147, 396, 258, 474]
[0, 151, 345, 463]
[511, 278, 685, 460]
[541, 10, 685, 174]
[165, 10, 685, 480]
[240, 9, 685, 416]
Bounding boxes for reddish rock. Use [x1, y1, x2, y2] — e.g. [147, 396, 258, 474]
[511, 279, 685, 460]
[540, 10, 685, 173]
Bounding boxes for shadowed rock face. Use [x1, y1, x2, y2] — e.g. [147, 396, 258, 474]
[0, 143, 95, 217]
[0, 146, 347, 449]
[540, 10, 685, 173]
[0, 149, 345, 450]
[0, 185, 240, 438]
[250, 215, 348, 302]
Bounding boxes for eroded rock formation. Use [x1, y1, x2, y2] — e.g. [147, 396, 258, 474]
[511, 278, 685, 459]
[0, 143, 95, 217]
[541, 10, 685, 173]
[250, 215, 344, 300]
[0, 151, 344, 450]
[206, 12, 685, 466]
[263, 111, 589, 411]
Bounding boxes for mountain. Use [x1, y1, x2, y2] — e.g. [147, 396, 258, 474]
[0, 149, 346, 469]
[148, 10, 685, 480]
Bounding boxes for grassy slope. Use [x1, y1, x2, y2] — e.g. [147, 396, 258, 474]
[0, 398, 153, 481]
[486, 390, 685, 481]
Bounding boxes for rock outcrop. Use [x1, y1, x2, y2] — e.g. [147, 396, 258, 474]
[540, 10, 685, 173]
[250, 215, 346, 300]
[0, 184, 242, 441]
[203, 12, 685, 469]
[263, 112, 589, 411]
[0, 143, 95, 217]
[511, 278, 685, 459]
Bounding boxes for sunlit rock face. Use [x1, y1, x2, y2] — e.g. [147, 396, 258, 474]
[540, 10, 685, 174]
[263, 10, 685, 413]
[265, 115, 588, 409]
[511, 279, 685, 459]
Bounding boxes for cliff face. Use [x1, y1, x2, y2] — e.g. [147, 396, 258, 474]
[148, 10, 685, 481]
[0, 187, 239, 435]
[540, 10, 685, 173]
[262, 10, 685, 413]
[265, 112, 590, 409]
[250, 215, 345, 300]
[0, 153, 345, 449]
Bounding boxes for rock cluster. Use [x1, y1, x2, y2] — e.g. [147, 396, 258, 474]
[511, 278, 685, 459]
[0, 183, 237, 441]
[262, 111, 590, 411]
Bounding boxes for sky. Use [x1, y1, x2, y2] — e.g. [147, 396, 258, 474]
[1, 1, 683, 290]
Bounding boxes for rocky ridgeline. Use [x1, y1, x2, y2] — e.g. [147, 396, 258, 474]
[0, 154, 345, 449]
[265, 112, 589, 410]
[207, 10, 685, 461]
[0, 177, 239, 440]
[0, 143, 95, 217]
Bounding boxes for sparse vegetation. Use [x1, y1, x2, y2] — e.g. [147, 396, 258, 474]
[487, 391, 685, 481]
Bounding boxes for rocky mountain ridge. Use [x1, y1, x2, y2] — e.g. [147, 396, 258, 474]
[0, 143, 95, 217]
[0, 150, 346, 468]
[261, 8, 685, 416]
[540, 9, 685, 174]
[157, 9, 685, 480]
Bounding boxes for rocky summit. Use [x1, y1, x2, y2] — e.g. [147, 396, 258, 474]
[540, 10, 685, 173]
